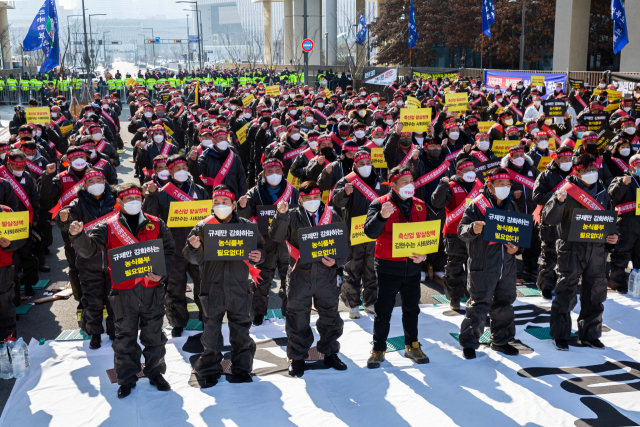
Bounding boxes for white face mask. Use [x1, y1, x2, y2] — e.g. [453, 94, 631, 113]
[213, 204, 232, 219]
[358, 110, 366, 117]
[504, 118, 514, 126]
[289, 110, 297, 116]
[537, 140, 548, 150]
[175, 102, 182, 107]
[415, 137, 424, 144]
[336, 114, 344, 120]
[303, 199, 321, 213]
[0, 153, 5, 160]
[544, 118, 553, 126]
[559, 161, 573, 172]
[157, 170, 170, 180]
[305, 116, 314, 123]
[279, 106, 286, 111]
[229, 105, 237, 111]
[386, 119, 394, 126]
[462, 171, 476, 183]
[277, 132, 285, 139]
[530, 128, 539, 135]
[371, 97, 378, 103]
[512, 98, 519, 104]
[124, 200, 142, 215]
[12, 169, 23, 177]
[493, 186, 510, 200]
[26, 155, 35, 161]
[581, 171, 598, 185]
[52, 113, 58, 118]
[223, 103, 229, 108]
[620, 148, 631, 157]
[396, 101, 403, 106]
[373, 137, 384, 146]
[355, 130, 365, 139]
[72, 158, 87, 170]
[398, 183, 415, 199]
[153, 134, 164, 143]
[512, 157, 525, 167]
[92, 133, 102, 141]
[102, 105, 109, 110]
[173, 170, 189, 182]
[517, 85, 523, 89]
[87, 183, 105, 196]
[283, 94, 289, 100]
[144, 112, 153, 118]
[291, 133, 301, 141]
[497, 97, 504, 103]
[317, 102, 324, 108]
[534, 100, 541, 107]
[266, 173, 283, 186]
[216, 140, 229, 151]
[35, 130, 42, 137]
[309, 140, 318, 150]
[358, 164, 372, 178]
[449, 131, 459, 141]
[599, 83, 606, 88]
[625, 127, 636, 135]
[478, 140, 490, 151]
[244, 113, 252, 119]
[623, 106, 631, 112]
[360, 91, 367, 96]
[202, 139, 213, 148]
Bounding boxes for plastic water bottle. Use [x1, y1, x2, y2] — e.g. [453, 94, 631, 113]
[15, 338, 29, 372]
[0, 343, 12, 379]
[634, 270, 640, 298]
[10, 341, 26, 379]
[628, 269, 637, 296]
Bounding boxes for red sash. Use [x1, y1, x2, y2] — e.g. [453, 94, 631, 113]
[101, 110, 117, 129]
[84, 209, 120, 232]
[507, 169, 535, 190]
[471, 96, 483, 107]
[283, 145, 306, 161]
[617, 109, 631, 118]
[50, 174, 89, 215]
[160, 142, 172, 156]
[532, 176, 569, 224]
[25, 160, 43, 177]
[561, 182, 604, 210]
[445, 148, 462, 162]
[275, 181, 294, 205]
[511, 105, 523, 118]
[345, 172, 378, 202]
[285, 206, 333, 270]
[574, 93, 587, 109]
[93, 159, 108, 170]
[616, 201, 636, 214]
[541, 125, 561, 145]
[400, 146, 417, 166]
[200, 150, 234, 187]
[330, 132, 345, 148]
[162, 182, 194, 202]
[53, 116, 66, 126]
[96, 140, 107, 153]
[314, 109, 327, 120]
[471, 150, 489, 162]
[0, 166, 33, 223]
[303, 148, 315, 161]
[365, 141, 378, 150]
[611, 157, 629, 172]
[203, 215, 262, 283]
[415, 161, 450, 189]
[443, 179, 482, 233]
[143, 168, 154, 177]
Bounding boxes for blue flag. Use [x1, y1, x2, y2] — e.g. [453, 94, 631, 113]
[408, 0, 418, 50]
[23, 0, 59, 74]
[482, 0, 495, 38]
[356, 12, 367, 46]
[612, 0, 629, 55]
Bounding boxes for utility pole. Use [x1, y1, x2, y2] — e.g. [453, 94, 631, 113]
[186, 15, 192, 73]
[325, 32, 328, 66]
[303, 0, 308, 86]
[81, 0, 91, 82]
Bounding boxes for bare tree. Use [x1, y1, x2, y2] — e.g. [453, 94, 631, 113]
[332, 4, 376, 87]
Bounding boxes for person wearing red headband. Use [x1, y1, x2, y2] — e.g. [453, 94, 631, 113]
[246, 113, 278, 188]
[383, 122, 420, 170]
[55, 168, 117, 350]
[237, 158, 300, 326]
[289, 130, 330, 183]
[317, 139, 359, 193]
[541, 154, 617, 352]
[363, 165, 429, 368]
[576, 101, 608, 136]
[265, 122, 308, 179]
[607, 117, 639, 177]
[135, 125, 179, 186]
[185, 184, 265, 387]
[0, 200, 25, 341]
[78, 136, 118, 186]
[69, 182, 176, 398]
[531, 145, 575, 300]
[571, 131, 614, 187]
[144, 155, 170, 188]
[609, 153, 640, 293]
[143, 154, 208, 337]
[269, 180, 347, 378]
[458, 167, 521, 360]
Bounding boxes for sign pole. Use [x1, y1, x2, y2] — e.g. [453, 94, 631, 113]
[303, 0, 308, 87]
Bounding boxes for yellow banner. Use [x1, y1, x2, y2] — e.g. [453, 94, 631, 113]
[350, 215, 375, 245]
[286, 170, 301, 189]
[478, 121, 495, 133]
[242, 94, 255, 107]
[406, 97, 421, 109]
[125, 77, 136, 87]
[237, 122, 250, 145]
[573, 139, 582, 150]
[59, 124, 73, 134]
[605, 101, 621, 112]
[371, 147, 386, 169]
[392, 220, 441, 257]
[321, 190, 331, 205]
[593, 89, 622, 101]
[187, 303, 199, 312]
[445, 93, 468, 112]
[265, 85, 280, 96]
[531, 76, 545, 87]
[537, 156, 553, 173]
[400, 108, 431, 132]
[26, 107, 50, 124]
[164, 124, 174, 136]
[0, 211, 29, 241]
[166, 200, 211, 228]
[637, 189, 640, 216]
[491, 140, 515, 158]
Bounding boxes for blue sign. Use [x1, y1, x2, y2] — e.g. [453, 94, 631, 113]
[73, 41, 82, 45]
[485, 70, 567, 100]
[189, 35, 198, 43]
[155, 37, 160, 43]
[301, 39, 313, 52]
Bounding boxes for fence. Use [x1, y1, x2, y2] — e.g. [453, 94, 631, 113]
[459, 68, 609, 88]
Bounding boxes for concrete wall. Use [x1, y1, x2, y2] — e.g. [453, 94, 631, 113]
[620, 1, 640, 71]
[552, 0, 590, 71]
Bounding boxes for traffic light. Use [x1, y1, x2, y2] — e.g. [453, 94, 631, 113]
[173, 40, 182, 43]
[147, 40, 154, 44]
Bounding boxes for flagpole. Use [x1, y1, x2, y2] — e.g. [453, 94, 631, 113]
[481, 34, 483, 69]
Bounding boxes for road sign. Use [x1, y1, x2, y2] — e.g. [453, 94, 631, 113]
[155, 37, 160, 43]
[301, 39, 314, 52]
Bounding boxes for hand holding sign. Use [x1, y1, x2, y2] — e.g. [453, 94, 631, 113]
[473, 221, 485, 234]
[322, 256, 336, 267]
[188, 234, 201, 249]
[606, 234, 619, 244]
[409, 253, 426, 264]
[69, 221, 84, 236]
[147, 273, 163, 282]
[623, 176, 633, 185]
[0, 238, 10, 249]
[248, 250, 262, 263]
[506, 242, 518, 255]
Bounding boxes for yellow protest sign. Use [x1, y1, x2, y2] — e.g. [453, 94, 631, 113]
[573, 139, 582, 150]
[465, 198, 473, 207]
[445, 93, 468, 112]
[125, 77, 136, 87]
[322, 190, 331, 205]
[406, 97, 421, 109]
[490, 140, 515, 158]
[593, 89, 622, 102]
[637, 189, 640, 215]
[59, 124, 73, 134]
[242, 94, 255, 107]
[537, 156, 553, 173]
[350, 215, 375, 245]
[265, 85, 280, 96]
[392, 220, 441, 257]
[164, 124, 174, 136]
[371, 147, 386, 169]
[26, 107, 50, 124]
[478, 121, 495, 133]
[187, 303, 199, 312]
[400, 108, 431, 132]
[166, 200, 211, 228]
[287, 170, 300, 189]
[531, 76, 545, 87]
[236, 122, 250, 145]
[0, 211, 30, 241]
[605, 101, 621, 112]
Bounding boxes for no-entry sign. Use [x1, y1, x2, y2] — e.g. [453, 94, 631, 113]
[301, 39, 314, 52]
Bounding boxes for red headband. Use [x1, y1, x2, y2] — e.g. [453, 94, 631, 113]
[0, 145, 10, 153]
[488, 173, 510, 181]
[622, 120, 635, 126]
[67, 150, 86, 160]
[630, 158, 640, 167]
[299, 188, 321, 196]
[457, 161, 474, 171]
[574, 125, 587, 131]
[509, 147, 524, 154]
[556, 151, 573, 158]
[167, 159, 186, 170]
[213, 131, 228, 139]
[355, 152, 371, 163]
[506, 127, 519, 134]
[390, 170, 412, 183]
[574, 162, 597, 171]
[213, 190, 235, 201]
[466, 118, 478, 125]
[85, 170, 104, 180]
[287, 124, 299, 132]
[308, 135, 319, 142]
[119, 188, 142, 198]
[582, 134, 598, 142]
[8, 158, 26, 167]
[153, 158, 166, 166]
[275, 126, 286, 134]
[318, 135, 331, 143]
[342, 144, 359, 152]
[263, 160, 283, 169]
[89, 126, 102, 133]
[475, 133, 489, 140]
[445, 121, 458, 130]
[199, 129, 213, 136]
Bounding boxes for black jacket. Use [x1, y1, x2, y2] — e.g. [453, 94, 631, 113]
[193, 145, 247, 198]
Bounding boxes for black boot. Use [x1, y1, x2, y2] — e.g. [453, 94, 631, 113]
[89, 334, 101, 350]
[171, 327, 183, 338]
[118, 382, 136, 398]
[463, 348, 476, 360]
[288, 360, 305, 377]
[323, 354, 347, 370]
[490, 343, 519, 356]
[24, 284, 35, 297]
[252, 315, 264, 326]
[149, 374, 171, 391]
[228, 371, 253, 383]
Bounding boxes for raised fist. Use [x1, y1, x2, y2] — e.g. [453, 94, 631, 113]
[147, 182, 158, 193]
[277, 200, 289, 214]
[325, 163, 333, 174]
[472, 221, 485, 235]
[46, 163, 57, 174]
[238, 195, 248, 208]
[556, 189, 567, 203]
[69, 221, 84, 236]
[188, 234, 201, 249]
[345, 182, 353, 195]
[381, 201, 394, 219]
[58, 209, 70, 222]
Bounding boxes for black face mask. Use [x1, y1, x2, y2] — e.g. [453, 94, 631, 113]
[399, 139, 412, 147]
[320, 146, 334, 158]
[508, 135, 519, 141]
[427, 149, 441, 159]
[585, 144, 598, 154]
[468, 124, 478, 132]
[342, 156, 354, 166]
[375, 118, 385, 125]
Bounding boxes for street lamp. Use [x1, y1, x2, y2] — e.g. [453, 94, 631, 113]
[66, 14, 84, 45]
[143, 27, 156, 67]
[177, 1, 203, 70]
[138, 33, 147, 66]
[183, 8, 202, 69]
[89, 13, 106, 72]
[509, 0, 537, 71]
[186, 14, 192, 73]
[103, 31, 111, 68]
